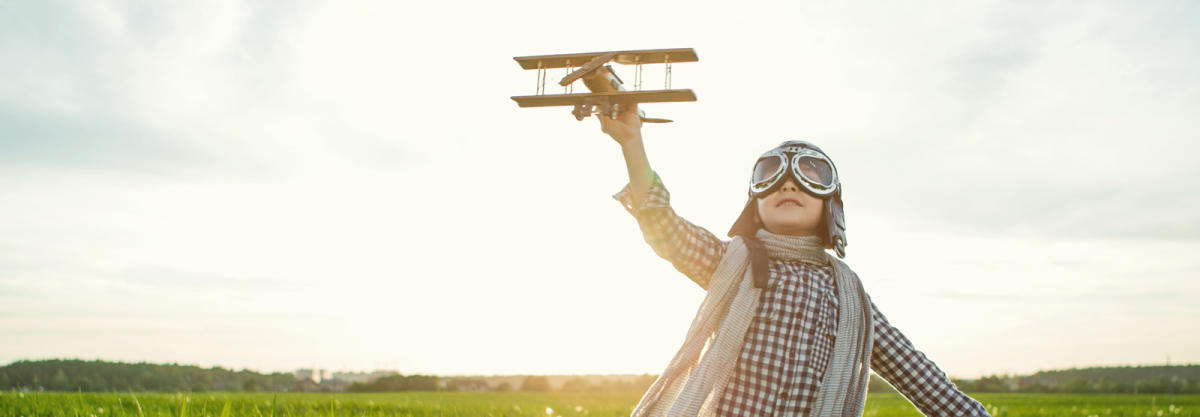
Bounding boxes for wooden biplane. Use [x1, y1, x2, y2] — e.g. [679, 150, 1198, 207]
[511, 48, 697, 123]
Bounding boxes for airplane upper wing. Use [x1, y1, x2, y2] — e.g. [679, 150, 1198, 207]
[511, 89, 697, 108]
[513, 48, 698, 70]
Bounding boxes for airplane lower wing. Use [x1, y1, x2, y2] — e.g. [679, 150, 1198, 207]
[510, 89, 697, 108]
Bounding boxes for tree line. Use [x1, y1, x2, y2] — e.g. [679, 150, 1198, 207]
[5, 359, 1197, 394]
[347, 374, 439, 392]
[348, 375, 659, 393]
[949, 365, 1200, 394]
[0, 360, 658, 393]
[1, 359, 297, 392]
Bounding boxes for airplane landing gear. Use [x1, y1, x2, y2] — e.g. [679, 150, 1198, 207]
[572, 104, 590, 121]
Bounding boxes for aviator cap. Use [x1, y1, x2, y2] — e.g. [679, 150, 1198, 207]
[728, 140, 848, 258]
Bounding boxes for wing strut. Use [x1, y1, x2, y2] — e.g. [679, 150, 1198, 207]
[664, 54, 672, 89]
[535, 60, 545, 95]
[634, 55, 643, 91]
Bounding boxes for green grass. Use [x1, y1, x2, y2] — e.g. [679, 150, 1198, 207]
[0, 391, 1196, 417]
[868, 393, 1195, 416]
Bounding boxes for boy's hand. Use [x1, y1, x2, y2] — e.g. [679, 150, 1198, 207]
[599, 103, 643, 147]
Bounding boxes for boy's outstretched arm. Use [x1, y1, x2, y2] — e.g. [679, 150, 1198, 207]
[600, 104, 653, 207]
[600, 104, 728, 288]
[868, 299, 992, 416]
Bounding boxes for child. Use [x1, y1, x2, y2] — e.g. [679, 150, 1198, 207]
[600, 104, 989, 417]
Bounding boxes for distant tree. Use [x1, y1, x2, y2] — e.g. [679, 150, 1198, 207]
[444, 378, 488, 392]
[92, 375, 109, 391]
[1138, 376, 1170, 393]
[347, 374, 439, 392]
[75, 376, 94, 391]
[973, 375, 1010, 392]
[1016, 377, 1051, 393]
[1096, 376, 1117, 392]
[1061, 378, 1093, 393]
[520, 376, 551, 392]
[49, 369, 69, 391]
[494, 382, 513, 392]
[632, 374, 657, 392]
[560, 377, 591, 392]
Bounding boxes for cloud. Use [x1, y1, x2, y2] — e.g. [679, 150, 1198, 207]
[834, 2, 1200, 239]
[0, 105, 212, 175]
[0, 1, 399, 178]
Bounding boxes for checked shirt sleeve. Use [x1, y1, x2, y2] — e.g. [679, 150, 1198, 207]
[613, 172, 729, 289]
[868, 299, 991, 417]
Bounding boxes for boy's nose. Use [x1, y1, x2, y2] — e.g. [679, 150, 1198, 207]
[780, 179, 801, 192]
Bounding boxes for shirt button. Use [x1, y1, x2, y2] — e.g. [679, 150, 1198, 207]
[780, 391, 789, 400]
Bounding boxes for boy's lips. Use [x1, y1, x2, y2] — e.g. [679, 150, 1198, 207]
[777, 198, 802, 207]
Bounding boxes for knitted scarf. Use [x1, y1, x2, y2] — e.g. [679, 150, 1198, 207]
[631, 229, 874, 417]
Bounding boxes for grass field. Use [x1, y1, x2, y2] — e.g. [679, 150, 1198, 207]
[0, 391, 1194, 417]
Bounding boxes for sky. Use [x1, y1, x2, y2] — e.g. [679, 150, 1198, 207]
[1, 1, 1198, 379]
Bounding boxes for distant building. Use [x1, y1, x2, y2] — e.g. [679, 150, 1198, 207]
[292, 378, 320, 392]
[318, 378, 351, 392]
[294, 368, 317, 383]
[331, 370, 398, 384]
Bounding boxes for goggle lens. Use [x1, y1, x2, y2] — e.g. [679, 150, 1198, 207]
[751, 156, 785, 185]
[794, 155, 834, 188]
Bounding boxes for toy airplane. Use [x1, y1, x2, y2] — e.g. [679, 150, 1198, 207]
[511, 48, 698, 123]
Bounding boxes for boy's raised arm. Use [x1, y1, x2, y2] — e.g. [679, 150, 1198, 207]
[601, 104, 654, 206]
[600, 104, 728, 288]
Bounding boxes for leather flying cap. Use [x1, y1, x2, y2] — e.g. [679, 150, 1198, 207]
[728, 140, 848, 258]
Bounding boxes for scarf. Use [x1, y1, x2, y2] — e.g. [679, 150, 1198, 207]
[631, 229, 874, 417]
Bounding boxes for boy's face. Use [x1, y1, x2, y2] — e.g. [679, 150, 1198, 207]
[755, 178, 825, 236]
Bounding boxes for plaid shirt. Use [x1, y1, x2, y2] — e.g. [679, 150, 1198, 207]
[615, 174, 989, 417]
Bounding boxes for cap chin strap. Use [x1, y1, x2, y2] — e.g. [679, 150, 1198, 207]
[825, 191, 847, 258]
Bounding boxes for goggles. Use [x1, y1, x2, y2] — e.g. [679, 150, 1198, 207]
[749, 145, 838, 198]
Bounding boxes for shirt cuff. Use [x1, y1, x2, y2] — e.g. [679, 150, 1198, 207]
[612, 171, 670, 215]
